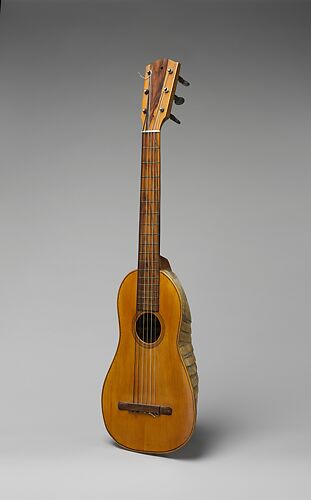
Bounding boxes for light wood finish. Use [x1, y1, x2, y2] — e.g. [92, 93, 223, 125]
[102, 268, 197, 454]
[101, 58, 198, 454]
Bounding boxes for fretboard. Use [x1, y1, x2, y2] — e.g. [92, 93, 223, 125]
[137, 131, 161, 311]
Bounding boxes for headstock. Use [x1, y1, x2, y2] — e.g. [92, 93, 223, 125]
[140, 58, 189, 131]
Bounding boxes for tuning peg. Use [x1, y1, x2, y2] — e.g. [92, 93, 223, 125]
[174, 94, 185, 105]
[178, 75, 190, 87]
[170, 114, 181, 125]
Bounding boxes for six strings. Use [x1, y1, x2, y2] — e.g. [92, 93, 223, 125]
[134, 67, 170, 406]
[134, 130, 160, 405]
[133, 66, 160, 404]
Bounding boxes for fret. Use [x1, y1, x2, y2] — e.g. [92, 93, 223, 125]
[139, 242, 159, 246]
[137, 287, 159, 290]
[140, 202, 159, 205]
[140, 214, 159, 217]
[137, 285, 159, 289]
[137, 278, 159, 281]
[137, 304, 159, 308]
[140, 233, 160, 236]
[140, 214, 159, 218]
[141, 223, 158, 226]
[142, 161, 160, 164]
[137, 286, 159, 290]
[140, 208, 159, 212]
[138, 252, 159, 257]
[137, 302, 159, 305]
[140, 189, 160, 192]
[137, 296, 159, 299]
[140, 241, 159, 244]
[140, 213, 159, 216]
[137, 285, 159, 288]
[138, 259, 160, 263]
[141, 176, 160, 179]
[137, 278, 159, 282]
[142, 146, 160, 150]
[138, 279, 159, 283]
[137, 301, 159, 305]
[137, 292, 159, 295]
[137, 300, 159, 304]
[137, 294, 159, 297]
[137, 286, 159, 289]
[137, 283, 159, 286]
[137, 296, 158, 299]
[138, 253, 159, 256]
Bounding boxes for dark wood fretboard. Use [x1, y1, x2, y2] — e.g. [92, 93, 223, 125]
[137, 131, 161, 311]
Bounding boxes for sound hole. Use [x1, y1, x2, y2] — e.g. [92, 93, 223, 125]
[136, 313, 161, 344]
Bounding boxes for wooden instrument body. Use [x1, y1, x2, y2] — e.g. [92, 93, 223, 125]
[102, 260, 197, 454]
[101, 58, 198, 454]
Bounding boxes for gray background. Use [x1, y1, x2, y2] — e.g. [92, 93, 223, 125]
[0, 1, 310, 498]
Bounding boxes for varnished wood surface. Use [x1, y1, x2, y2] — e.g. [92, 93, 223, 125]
[137, 132, 161, 311]
[102, 268, 196, 454]
[141, 58, 180, 130]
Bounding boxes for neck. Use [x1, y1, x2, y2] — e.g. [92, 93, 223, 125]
[137, 131, 161, 312]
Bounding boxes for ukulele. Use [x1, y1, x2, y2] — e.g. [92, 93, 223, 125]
[101, 58, 198, 454]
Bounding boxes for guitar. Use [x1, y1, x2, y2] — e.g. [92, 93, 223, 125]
[101, 58, 198, 454]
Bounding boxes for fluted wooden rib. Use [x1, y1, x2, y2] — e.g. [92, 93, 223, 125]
[162, 270, 198, 405]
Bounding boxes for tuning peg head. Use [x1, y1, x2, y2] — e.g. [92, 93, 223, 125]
[170, 114, 181, 125]
[178, 75, 190, 87]
[174, 94, 185, 105]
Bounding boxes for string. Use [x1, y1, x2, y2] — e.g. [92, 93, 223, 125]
[151, 131, 155, 404]
[151, 130, 155, 405]
[134, 69, 152, 404]
[134, 64, 170, 406]
[141, 116, 147, 404]
[147, 130, 151, 405]
[143, 69, 152, 404]
[141, 133, 150, 403]
[146, 72, 152, 405]
[147, 68, 168, 406]
[135, 128, 144, 403]
[152, 65, 172, 406]
[154, 132, 159, 405]
[149, 132, 155, 402]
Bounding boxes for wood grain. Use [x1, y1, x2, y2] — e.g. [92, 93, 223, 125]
[137, 132, 161, 311]
[140, 58, 180, 131]
[102, 268, 197, 454]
